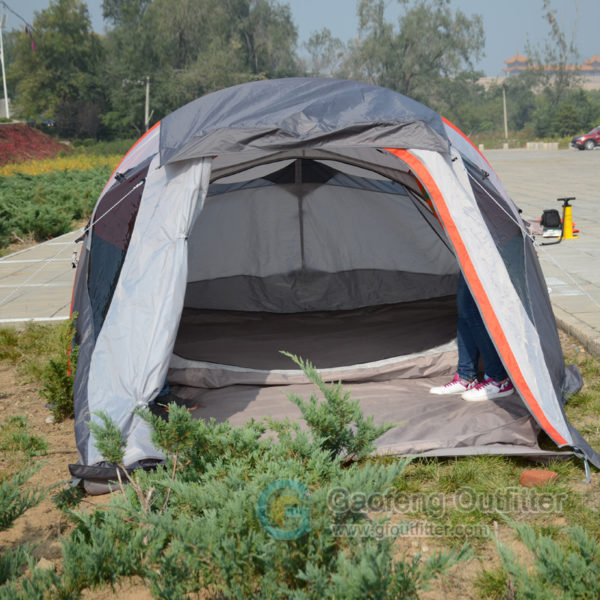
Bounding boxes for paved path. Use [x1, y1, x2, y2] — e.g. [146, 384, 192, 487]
[485, 148, 600, 354]
[0, 229, 82, 324]
[1, 149, 599, 355]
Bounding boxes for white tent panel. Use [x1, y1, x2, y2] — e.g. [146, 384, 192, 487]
[86, 156, 212, 466]
[412, 149, 573, 446]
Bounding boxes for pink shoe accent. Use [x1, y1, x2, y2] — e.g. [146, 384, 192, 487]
[430, 373, 476, 395]
[462, 377, 514, 402]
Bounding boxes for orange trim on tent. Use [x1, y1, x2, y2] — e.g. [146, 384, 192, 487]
[384, 147, 569, 446]
[441, 116, 493, 169]
[105, 121, 161, 189]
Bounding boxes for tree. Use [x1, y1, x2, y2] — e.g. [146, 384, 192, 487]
[525, 0, 581, 109]
[344, 0, 484, 106]
[301, 28, 346, 77]
[100, 0, 299, 137]
[8, 0, 105, 137]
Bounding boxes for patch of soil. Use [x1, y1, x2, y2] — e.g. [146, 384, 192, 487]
[0, 123, 69, 165]
[0, 364, 79, 570]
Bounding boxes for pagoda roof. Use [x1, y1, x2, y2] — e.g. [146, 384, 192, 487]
[583, 54, 600, 66]
[504, 53, 529, 65]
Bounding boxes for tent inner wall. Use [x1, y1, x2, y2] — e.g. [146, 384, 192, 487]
[183, 159, 459, 315]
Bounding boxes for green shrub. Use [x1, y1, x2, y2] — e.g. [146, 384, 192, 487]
[0, 464, 46, 532]
[39, 317, 79, 422]
[0, 416, 48, 460]
[0, 546, 31, 587]
[0, 167, 110, 247]
[71, 138, 136, 156]
[11, 357, 470, 598]
[282, 352, 393, 460]
[0, 424, 49, 596]
[497, 520, 600, 599]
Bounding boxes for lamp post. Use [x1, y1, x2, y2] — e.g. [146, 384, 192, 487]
[122, 76, 151, 131]
[502, 82, 508, 141]
[144, 76, 150, 132]
[0, 12, 9, 119]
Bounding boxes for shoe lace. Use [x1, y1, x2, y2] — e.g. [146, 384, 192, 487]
[445, 374, 471, 388]
[472, 379, 493, 390]
[444, 374, 461, 387]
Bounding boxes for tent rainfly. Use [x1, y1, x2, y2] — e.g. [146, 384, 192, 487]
[69, 78, 599, 492]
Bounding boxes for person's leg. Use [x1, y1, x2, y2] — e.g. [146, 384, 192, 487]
[430, 273, 478, 395]
[456, 274, 481, 381]
[459, 280, 507, 382]
[459, 277, 514, 401]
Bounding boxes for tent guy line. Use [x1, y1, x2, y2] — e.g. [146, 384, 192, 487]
[0, 244, 72, 307]
[0, 229, 83, 262]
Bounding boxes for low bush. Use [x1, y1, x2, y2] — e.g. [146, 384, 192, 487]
[497, 520, 600, 599]
[70, 138, 136, 157]
[7, 357, 469, 598]
[0, 154, 121, 177]
[0, 318, 78, 423]
[0, 167, 110, 247]
[39, 317, 79, 422]
[0, 464, 46, 532]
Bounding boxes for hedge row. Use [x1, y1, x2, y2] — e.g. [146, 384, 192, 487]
[0, 167, 112, 248]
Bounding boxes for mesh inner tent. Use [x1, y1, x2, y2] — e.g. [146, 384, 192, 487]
[184, 158, 459, 313]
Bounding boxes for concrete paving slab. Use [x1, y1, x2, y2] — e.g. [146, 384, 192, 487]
[0, 229, 82, 324]
[486, 149, 600, 354]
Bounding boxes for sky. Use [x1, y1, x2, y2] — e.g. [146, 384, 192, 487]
[2, 0, 599, 77]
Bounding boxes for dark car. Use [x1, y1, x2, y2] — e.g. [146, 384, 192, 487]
[571, 126, 600, 150]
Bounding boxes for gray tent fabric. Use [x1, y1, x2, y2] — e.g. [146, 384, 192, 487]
[70, 77, 600, 485]
[159, 78, 450, 165]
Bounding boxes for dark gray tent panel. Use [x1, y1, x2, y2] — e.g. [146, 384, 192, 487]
[70, 78, 599, 489]
[159, 78, 450, 165]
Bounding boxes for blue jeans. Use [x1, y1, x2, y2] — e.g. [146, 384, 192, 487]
[456, 273, 507, 382]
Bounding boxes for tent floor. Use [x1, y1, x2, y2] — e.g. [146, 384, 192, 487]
[169, 297, 562, 458]
[173, 297, 458, 370]
[171, 377, 547, 457]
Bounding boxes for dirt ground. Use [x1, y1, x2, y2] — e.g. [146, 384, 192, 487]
[0, 330, 592, 598]
[0, 363, 152, 599]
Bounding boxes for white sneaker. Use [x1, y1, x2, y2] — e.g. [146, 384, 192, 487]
[462, 377, 514, 402]
[430, 373, 476, 395]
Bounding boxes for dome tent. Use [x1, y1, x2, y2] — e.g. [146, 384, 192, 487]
[69, 78, 598, 490]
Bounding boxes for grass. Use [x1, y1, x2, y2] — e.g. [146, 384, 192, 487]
[0, 416, 48, 479]
[0, 322, 69, 381]
[0, 322, 599, 597]
[473, 565, 510, 599]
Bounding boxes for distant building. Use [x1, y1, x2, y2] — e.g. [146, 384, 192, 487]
[503, 52, 600, 90]
[581, 54, 600, 79]
[503, 53, 530, 75]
